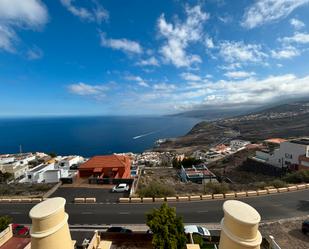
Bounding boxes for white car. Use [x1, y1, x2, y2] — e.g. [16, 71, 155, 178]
[112, 183, 129, 193]
[184, 225, 211, 237]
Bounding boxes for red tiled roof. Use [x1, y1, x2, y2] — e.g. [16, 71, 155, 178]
[264, 138, 287, 144]
[79, 155, 129, 170]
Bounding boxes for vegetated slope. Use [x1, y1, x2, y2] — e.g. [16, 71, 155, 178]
[156, 101, 309, 153]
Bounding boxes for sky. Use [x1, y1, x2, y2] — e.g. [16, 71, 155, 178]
[0, 0, 309, 116]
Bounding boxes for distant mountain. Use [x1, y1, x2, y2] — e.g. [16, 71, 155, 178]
[171, 107, 252, 120]
[155, 99, 309, 153]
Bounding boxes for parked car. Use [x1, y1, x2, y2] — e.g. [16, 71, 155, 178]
[302, 219, 309, 234]
[112, 183, 129, 192]
[184, 225, 211, 237]
[12, 224, 29, 236]
[106, 226, 132, 233]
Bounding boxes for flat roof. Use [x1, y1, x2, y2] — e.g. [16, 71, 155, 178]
[290, 138, 309, 145]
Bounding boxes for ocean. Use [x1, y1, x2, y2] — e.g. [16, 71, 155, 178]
[0, 116, 200, 157]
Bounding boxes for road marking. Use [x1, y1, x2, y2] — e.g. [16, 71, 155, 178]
[82, 212, 93, 215]
[197, 211, 208, 213]
[119, 212, 130, 215]
[10, 212, 21, 214]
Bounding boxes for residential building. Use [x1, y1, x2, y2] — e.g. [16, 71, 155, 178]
[55, 155, 84, 170]
[78, 154, 131, 178]
[230, 140, 251, 151]
[180, 164, 216, 184]
[25, 163, 55, 183]
[254, 138, 309, 170]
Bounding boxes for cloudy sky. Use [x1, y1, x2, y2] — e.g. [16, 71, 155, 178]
[0, 0, 309, 116]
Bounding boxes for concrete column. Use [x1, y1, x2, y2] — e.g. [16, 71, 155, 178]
[29, 197, 74, 249]
[219, 200, 262, 249]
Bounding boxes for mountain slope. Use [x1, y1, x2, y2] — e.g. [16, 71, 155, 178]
[155, 100, 309, 153]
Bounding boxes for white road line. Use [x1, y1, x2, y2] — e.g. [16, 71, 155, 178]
[119, 212, 130, 215]
[10, 212, 21, 214]
[197, 210, 208, 213]
[81, 212, 93, 215]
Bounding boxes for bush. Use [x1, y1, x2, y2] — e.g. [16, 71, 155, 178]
[268, 179, 287, 188]
[138, 182, 175, 198]
[0, 216, 12, 232]
[283, 170, 309, 183]
[204, 182, 229, 194]
[146, 203, 186, 249]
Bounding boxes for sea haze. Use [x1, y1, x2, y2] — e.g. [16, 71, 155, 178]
[0, 116, 199, 157]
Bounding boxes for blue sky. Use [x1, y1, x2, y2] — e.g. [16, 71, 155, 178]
[0, 0, 309, 116]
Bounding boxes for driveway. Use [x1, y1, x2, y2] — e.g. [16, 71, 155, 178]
[51, 187, 129, 203]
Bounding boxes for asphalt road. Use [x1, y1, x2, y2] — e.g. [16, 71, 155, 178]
[1, 189, 308, 225]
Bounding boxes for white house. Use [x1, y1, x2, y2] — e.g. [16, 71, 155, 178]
[55, 156, 84, 170]
[230, 140, 251, 151]
[254, 138, 309, 169]
[25, 163, 55, 183]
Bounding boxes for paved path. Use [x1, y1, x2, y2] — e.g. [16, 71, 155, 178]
[0, 189, 308, 225]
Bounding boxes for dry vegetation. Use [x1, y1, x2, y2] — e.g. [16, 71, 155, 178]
[0, 183, 55, 197]
[137, 168, 205, 196]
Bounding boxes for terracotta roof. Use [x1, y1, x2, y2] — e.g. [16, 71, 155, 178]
[0, 237, 31, 249]
[264, 138, 287, 144]
[79, 155, 129, 169]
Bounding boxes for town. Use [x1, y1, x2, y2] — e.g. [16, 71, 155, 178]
[0, 136, 308, 248]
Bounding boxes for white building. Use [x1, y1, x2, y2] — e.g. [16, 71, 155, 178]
[254, 138, 309, 169]
[25, 163, 55, 183]
[55, 156, 84, 170]
[230, 140, 251, 151]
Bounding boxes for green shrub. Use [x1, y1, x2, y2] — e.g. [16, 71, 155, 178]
[283, 170, 309, 183]
[204, 182, 229, 194]
[268, 179, 287, 188]
[0, 216, 12, 232]
[146, 203, 186, 249]
[138, 182, 175, 198]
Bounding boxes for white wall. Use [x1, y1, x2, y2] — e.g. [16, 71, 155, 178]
[269, 142, 308, 167]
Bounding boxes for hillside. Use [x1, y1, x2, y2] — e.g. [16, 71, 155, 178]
[155, 100, 309, 153]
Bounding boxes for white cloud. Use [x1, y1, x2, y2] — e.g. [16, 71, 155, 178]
[100, 33, 143, 54]
[219, 41, 268, 64]
[0, 0, 48, 52]
[290, 18, 305, 29]
[271, 45, 300, 59]
[242, 0, 309, 29]
[60, 0, 108, 23]
[205, 36, 215, 49]
[224, 71, 256, 79]
[68, 82, 108, 97]
[201, 74, 309, 107]
[280, 32, 309, 44]
[157, 5, 209, 68]
[180, 72, 201, 81]
[0, 25, 16, 52]
[153, 83, 176, 91]
[136, 56, 159, 67]
[27, 46, 43, 60]
[125, 76, 149, 87]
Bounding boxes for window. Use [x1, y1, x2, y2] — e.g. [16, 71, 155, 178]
[285, 153, 292, 159]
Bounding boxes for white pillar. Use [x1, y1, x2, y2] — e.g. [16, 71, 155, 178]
[29, 197, 74, 249]
[219, 200, 262, 249]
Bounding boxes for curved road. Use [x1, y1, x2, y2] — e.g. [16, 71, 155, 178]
[0, 189, 308, 225]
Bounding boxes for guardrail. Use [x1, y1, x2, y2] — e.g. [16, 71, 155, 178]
[119, 183, 309, 203]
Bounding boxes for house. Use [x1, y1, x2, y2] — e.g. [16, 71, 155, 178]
[78, 154, 131, 179]
[254, 138, 309, 170]
[230, 140, 251, 151]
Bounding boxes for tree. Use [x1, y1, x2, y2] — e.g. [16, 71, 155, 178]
[0, 216, 12, 232]
[181, 157, 203, 168]
[146, 203, 187, 249]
